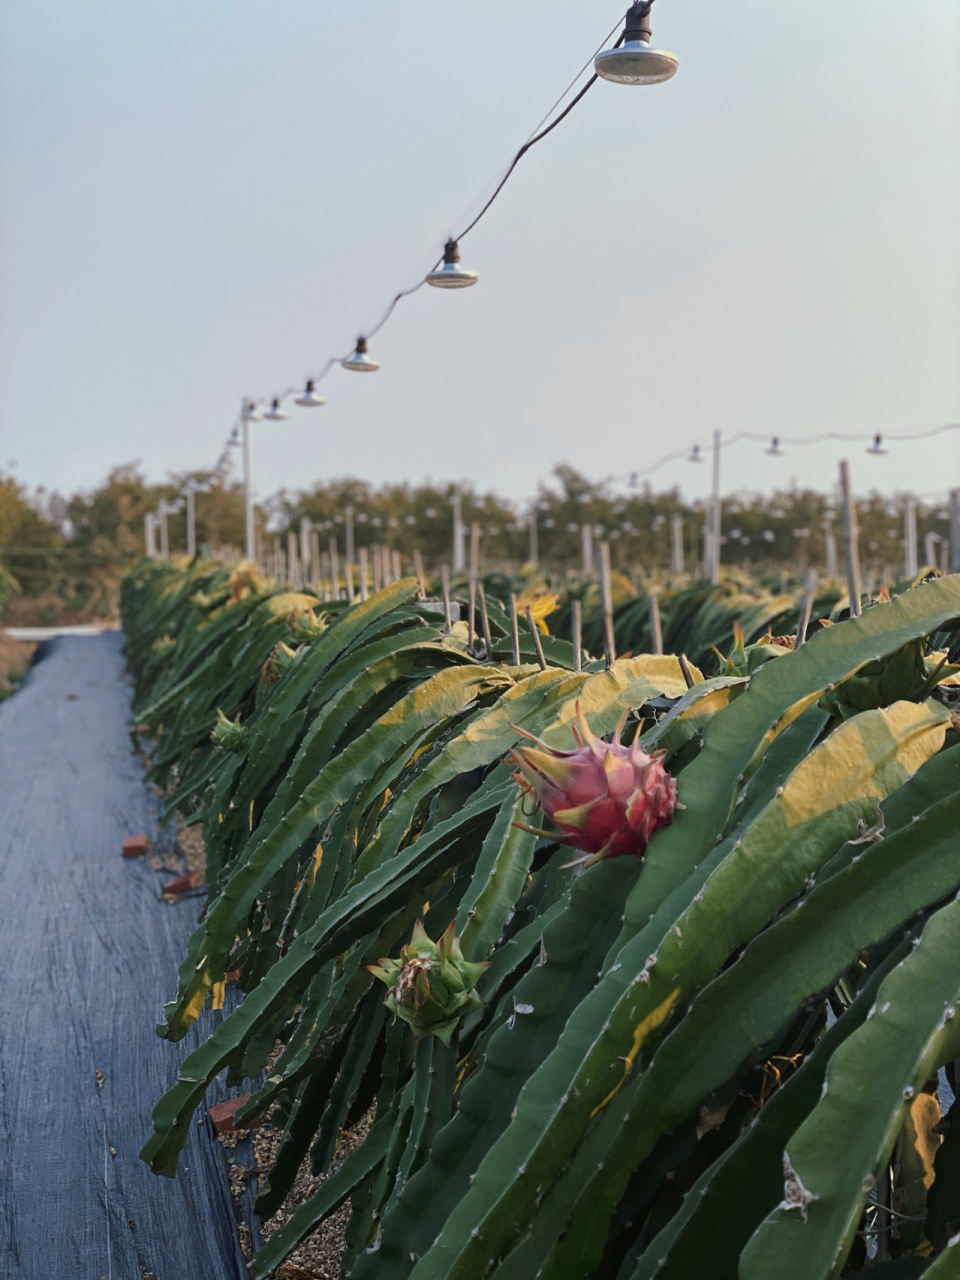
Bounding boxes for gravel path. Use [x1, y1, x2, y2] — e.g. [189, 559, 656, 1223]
[0, 635, 248, 1280]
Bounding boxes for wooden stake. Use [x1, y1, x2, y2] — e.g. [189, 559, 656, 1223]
[468, 522, 480, 652]
[372, 545, 382, 593]
[678, 653, 696, 689]
[525, 606, 547, 671]
[358, 546, 369, 601]
[839, 460, 862, 617]
[903, 499, 918, 578]
[599, 540, 616, 668]
[441, 564, 452, 633]
[287, 532, 300, 589]
[320, 550, 330, 601]
[572, 599, 582, 673]
[329, 536, 340, 601]
[509, 593, 521, 665]
[649, 590, 663, 656]
[477, 582, 494, 661]
[391, 549, 402, 584]
[581, 523, 593, 576]
[670, 514, 684, 574]
[309, 530, 321, 592]
[412, 549, 427, 600]
[795, 568, 817, 647]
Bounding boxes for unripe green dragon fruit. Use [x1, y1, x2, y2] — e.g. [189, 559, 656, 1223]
[509, 700, 678, 863]
[210, 708, 247, 752]
[367, 922, 489, 1044]
[150, 634, 177, 661]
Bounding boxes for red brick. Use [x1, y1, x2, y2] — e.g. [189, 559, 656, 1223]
[162, 871, 199, 895]
[208, 1094, 262, 1133]
[225, 968, 242, 984]
[122, 834, 150, 858]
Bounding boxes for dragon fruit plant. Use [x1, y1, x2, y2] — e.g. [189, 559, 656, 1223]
[510, 700, 678, 862]
[368, 921, 490, 1044]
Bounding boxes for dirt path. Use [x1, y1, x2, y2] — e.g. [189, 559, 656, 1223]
[0, 635, 248, 1280]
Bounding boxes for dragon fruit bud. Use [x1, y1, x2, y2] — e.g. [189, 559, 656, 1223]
[367, 921, 489, 1044]
[509, 701, 677, 862]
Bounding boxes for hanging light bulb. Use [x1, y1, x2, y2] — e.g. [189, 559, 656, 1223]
[426, 239, 479, 289]
[766, 436, 784, 456]
[263, 397, 289, 420]
[241, 400, 262, 421]
[866, 434, 888, 455]
[688, 443, 702, 462]
[341, 337, 380, 372]
[295, 379, 327, 407]
[595, 1, 678, 85]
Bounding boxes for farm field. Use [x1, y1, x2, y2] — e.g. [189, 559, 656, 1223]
[106, 558, 960, 1277]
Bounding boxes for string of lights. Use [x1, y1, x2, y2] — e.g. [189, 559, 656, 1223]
[198, 3, 956, 566]
[616, 424, 960, 488]
[211, 1, 670, 497]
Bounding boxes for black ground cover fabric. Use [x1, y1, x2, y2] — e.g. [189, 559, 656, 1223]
[0, 635, 249, 1280]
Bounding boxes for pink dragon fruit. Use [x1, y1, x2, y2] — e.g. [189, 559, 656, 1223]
[509, 701, 678, 862]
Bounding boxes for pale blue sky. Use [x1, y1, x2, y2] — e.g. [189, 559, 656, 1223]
[1, 0, 958, 506]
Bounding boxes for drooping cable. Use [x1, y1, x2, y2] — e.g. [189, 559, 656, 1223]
[292, 12, 628, 392]
[615, 423, 960, 487]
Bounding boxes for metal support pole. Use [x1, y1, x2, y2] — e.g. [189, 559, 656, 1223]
[243, 416, 254, 561]
[951, 489, 960, 573]
[186, 489, 196, 559]
[345, 505, 355, 571]
[839, 460, 862, 617]
[710, 430, 721, 586]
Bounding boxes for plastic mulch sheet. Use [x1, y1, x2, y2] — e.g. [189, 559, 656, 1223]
[0, 635, 250, 1280]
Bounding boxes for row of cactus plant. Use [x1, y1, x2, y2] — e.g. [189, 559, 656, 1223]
[121, 556, 960, 1276]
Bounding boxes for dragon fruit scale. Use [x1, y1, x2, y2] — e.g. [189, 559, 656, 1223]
[509, 701, 678, 863]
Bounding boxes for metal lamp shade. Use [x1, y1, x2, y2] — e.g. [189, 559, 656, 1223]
[295, 380, 327, 407]
[594, 41, 678, 85]
[263, 399, 289, 420]
[341, 338, 380, 372]
[426, 262, 479, 288]
[426, 239, 478, 289]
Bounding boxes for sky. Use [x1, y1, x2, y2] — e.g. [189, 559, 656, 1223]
[1, 0, 958, 509]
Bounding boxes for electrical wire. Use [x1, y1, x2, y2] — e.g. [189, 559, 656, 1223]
[615, 424, 960, 488]
[242, 6, 632, 414]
